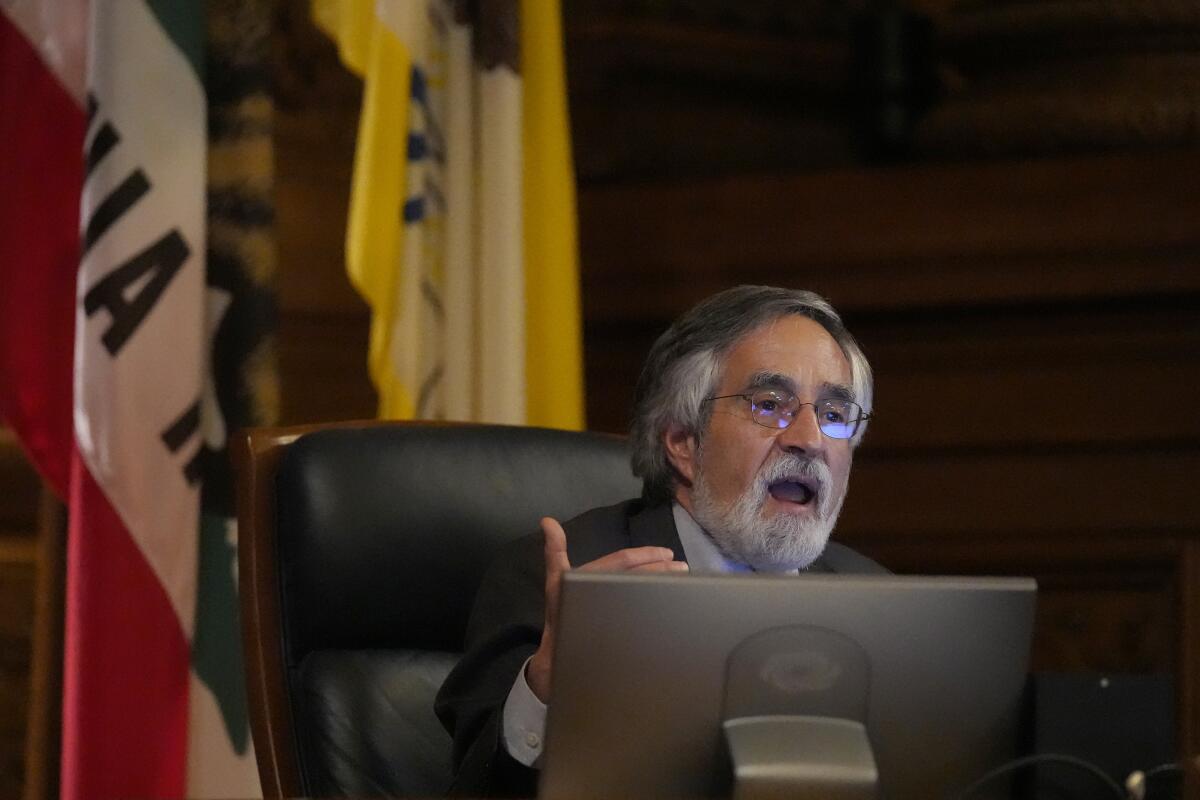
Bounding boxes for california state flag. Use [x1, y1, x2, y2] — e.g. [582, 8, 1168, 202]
[1, 2, 260, 798]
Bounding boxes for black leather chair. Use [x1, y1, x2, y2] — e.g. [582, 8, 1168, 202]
[235, 421, 641, 798]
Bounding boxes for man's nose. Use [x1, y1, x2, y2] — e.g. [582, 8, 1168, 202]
[777, 404, 825, 453]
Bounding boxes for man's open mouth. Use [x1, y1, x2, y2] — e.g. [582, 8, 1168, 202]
[767, 477, 818, 506]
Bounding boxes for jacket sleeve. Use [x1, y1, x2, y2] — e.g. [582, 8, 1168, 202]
[434, 533, 545, 797]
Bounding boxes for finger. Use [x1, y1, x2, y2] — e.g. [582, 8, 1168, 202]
[541, 517, 571, 573]
[542, 517, 570, 630]
[630, 560, 690, 573]
[542, 518, 571, 599]
[578, 546, 679, 573]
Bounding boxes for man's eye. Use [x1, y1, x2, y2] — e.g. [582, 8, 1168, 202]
[757, 399, 779, 413]
[821, 405, 849, 423]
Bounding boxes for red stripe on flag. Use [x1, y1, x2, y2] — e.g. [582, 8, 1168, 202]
[62, 450, 190, 800]
[0, 13, 83, 498]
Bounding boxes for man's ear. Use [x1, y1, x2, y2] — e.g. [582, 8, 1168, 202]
[663, 423, 698, 485]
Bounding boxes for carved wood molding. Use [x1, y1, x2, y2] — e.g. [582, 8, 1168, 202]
[566, 0, 850, 38]
[921, 54, 1200, 154]
[941, 0, 1200, 53]
[925, 0, 1200, 154]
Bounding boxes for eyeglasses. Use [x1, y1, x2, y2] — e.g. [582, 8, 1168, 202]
[703, 390, 871, 439]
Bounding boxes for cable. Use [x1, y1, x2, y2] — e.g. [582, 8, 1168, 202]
[953, 752, 1125, 800]
[1125, 762, 1184, 800]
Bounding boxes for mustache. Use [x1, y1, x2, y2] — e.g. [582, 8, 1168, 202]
[758, 453, 830, 486]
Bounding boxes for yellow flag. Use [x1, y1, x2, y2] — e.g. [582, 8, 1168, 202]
[313, 0, 584, 429]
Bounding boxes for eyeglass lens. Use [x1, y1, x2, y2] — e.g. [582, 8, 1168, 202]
[748, 390, 861, 438]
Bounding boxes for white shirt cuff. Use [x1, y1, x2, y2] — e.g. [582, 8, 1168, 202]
[502, 656, 548, 768]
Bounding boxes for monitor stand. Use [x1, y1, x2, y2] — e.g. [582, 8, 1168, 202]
[723, 715, 878, 800]
[721, 626, 879, 800]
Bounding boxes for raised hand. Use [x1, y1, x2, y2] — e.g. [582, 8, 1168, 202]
[524, 517, 688, 702]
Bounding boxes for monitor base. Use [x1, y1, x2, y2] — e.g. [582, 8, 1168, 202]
[723, 715, 878, 800]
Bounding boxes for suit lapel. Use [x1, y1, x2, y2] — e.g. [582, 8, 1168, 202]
[627, 502, 687, 562]
[804, 555, 835, 574]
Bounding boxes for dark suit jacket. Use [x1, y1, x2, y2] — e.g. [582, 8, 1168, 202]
[433, 498, 887, 797]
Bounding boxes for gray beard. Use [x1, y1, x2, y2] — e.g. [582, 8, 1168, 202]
[690, 451, 846, 571]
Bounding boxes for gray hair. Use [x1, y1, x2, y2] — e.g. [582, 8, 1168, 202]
[630, 285, 873, 503]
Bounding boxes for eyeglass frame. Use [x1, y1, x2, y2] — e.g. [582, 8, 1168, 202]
[702, 389, 872, 439]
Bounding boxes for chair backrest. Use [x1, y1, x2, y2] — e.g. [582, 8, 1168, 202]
[236, 421, 641, 798]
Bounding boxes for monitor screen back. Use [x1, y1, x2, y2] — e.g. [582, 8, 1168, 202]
[540, 572, 1036, 800]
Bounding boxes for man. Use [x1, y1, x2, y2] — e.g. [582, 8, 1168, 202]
[434, 285, 886, 796]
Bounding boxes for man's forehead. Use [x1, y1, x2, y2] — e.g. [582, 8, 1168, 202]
[719, 315, 852, 388]
[744, 370, 856, 401]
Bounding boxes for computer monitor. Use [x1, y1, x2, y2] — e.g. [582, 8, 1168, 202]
[540, 573, 1036, 800]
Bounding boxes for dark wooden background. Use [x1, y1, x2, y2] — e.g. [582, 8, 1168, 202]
[3, 1, 1198, 795]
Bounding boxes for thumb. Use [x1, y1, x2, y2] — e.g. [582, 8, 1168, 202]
[541, 516, 570, 630]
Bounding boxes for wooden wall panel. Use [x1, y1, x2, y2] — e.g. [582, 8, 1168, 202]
[843, 449, 1198, 538]
[276, 313, 376, 425]
[1033, 586, 1175, 674]
[860, 310, 1200, 449]
[579, 152, 1200, 322]
[858, 535, 1187, 675]
[1182, 543, 1200, 769]
[0, 431, 42, 798]
[584, 303, 1200, 442]
[0, 545, 36, 799]
[274, 105, 362, 317]
[0, 432, 41, 535]
[273, 7, 374, 426]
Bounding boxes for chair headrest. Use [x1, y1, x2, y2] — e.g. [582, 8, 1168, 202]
[274, 424, 641, 659]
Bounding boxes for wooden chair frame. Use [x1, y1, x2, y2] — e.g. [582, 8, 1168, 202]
[235, 420, 454, 798]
